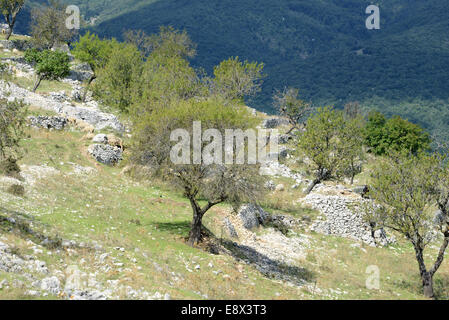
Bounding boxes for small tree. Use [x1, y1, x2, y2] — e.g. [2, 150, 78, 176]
[93, 43, 143, 113]
[213, 57, 264, 102]
[30, 0, 77, 49]
[366, 152, 449, 299]
[299, 106, 363, 194]
[24, 49, 70, 92]
[72, 32, 119, 101]
[273, 87, 311, 134]
[339, 115, 365, 184]
[130, 98, 264, 246]
[344, 101, 361, 119]
[0, 0, 25, 40]
[0, 98, 27, 171]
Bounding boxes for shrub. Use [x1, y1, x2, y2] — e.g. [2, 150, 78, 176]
[0, 157, 21, 179]
[364, 111, 431, 155]
[7, 183, 25, 197]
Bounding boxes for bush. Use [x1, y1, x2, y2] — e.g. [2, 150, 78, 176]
[364, 111, 431, 155]
[0, 157, 21, 179]
[7, 184, 25, 197]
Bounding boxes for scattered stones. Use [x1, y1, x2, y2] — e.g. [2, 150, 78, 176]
[48, 91, 69, 102]
[40, 276, 61, 295]
[87, 144, 123, 165]
[265, 180, 276, 191]
[259, 160, 303, 184]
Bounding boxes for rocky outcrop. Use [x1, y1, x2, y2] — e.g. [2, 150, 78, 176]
[238, 204, 265, 230]
[0, 81, 124, 133]
[87, 144, 123, 165]
[28, 116, 68, 130]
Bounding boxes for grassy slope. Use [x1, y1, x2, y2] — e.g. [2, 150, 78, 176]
[1, 124, 448, 300]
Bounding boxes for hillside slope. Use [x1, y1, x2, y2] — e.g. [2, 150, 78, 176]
[0, 42, 448, 300]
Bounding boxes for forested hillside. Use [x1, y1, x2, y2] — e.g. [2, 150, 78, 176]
[14, 0, 449, 143]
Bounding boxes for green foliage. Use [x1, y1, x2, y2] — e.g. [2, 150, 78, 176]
[0, 98, 27, 165]
[93, 42, 143, 112]
[72, 31, 119, 75]
[131, 27, 203, 112]
[365, 111, 431, 155]
[24, 48, 70, 91]
[339, 115, 365, 184]
[299, 106, 364, 193]
[145, 26, 196, 59]
[212, 57, 264, 102]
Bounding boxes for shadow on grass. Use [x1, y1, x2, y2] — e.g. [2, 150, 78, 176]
[221, 239, 315, 286]
[151, 221, 191, 235]
[0, 207, 63, 250]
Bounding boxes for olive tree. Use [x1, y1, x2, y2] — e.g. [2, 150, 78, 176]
[299, 106, 360, 194]
[366, 152, 449, 299]
[24, 48, 70, 92]
[273, 87, 311, 134]
[130, 98, 264, 246]
[30, 0, 77, 49]
[212, 57, 264, 102]
[339, 115, 365, 184]
[0, 0, 25, 40]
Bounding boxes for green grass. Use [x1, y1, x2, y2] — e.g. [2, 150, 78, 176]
[11, 76, 73, 95]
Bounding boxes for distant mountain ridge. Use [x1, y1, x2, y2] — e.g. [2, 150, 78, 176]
[11, 0, 449, 144]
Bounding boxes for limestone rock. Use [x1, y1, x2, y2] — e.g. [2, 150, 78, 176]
[88, 144, 123, 165]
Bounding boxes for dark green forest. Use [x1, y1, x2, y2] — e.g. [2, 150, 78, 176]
[11, 0, 449, 144]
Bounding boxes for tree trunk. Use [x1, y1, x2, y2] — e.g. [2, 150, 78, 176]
[188, 209, 203, 246]
[5, 28, 12, 41]
[83, 75, 96, 102]
[414, 243, 435, 299]
[421, 272, 434, 299]
[305, 178, 321, 194]
[32, 77, 42, 92]
[187, 196, 204, 246]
